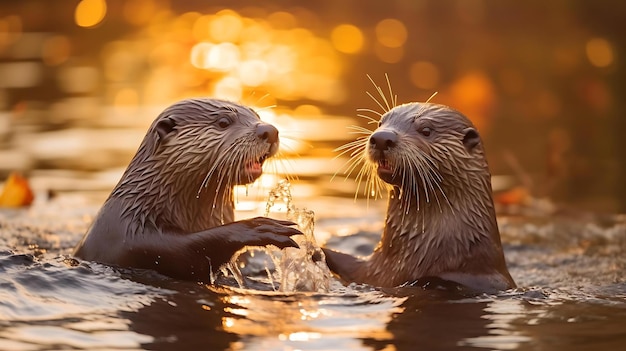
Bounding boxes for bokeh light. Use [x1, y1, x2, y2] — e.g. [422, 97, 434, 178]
[0, 15, 22, 47]
[41, 36, 71, 66]
[238, 60, 269, 87]
[209, 10, 244, 43]
[374, 43, 404, 63]
[330, 24, 364, 54]
[123, 0, 158, 26]
[0, 1, 623, 212]
[409, 61, 440, 90]
[74, 0, 107, 28]
[375, 18, 407, 48]
[586, 37, 614, 68]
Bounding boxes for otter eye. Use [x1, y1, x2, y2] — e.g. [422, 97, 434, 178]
[419, 127, 432, 137]
[217, 117, 231, 129]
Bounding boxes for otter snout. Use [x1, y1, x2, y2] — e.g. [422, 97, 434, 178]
[256, 123, 279, 144]
[370, 130, 397, 151]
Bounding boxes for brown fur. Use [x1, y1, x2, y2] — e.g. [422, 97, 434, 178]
[324, 103, 515, 292]
[74, 98, 301, 281]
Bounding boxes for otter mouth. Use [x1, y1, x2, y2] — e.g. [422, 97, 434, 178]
[377, 158, 392, 174]
[376, 157, 397, 183]
[243, 152, 270, 183]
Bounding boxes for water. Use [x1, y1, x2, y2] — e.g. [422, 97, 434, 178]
[1, 193, 625, 350]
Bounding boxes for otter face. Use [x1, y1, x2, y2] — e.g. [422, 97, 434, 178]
[147, 98, 280, 189]
[366, 103, 483, 192]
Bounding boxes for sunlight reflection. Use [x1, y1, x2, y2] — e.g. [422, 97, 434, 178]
[185, 9, 343, 104]
[219, 291, 399, 345]
[74, 0, 107, 28]
[460, 299, 531, 350]
[282, 331, 322, 341]
[209, 10, 244, 42]
[205, 43, 241, 71]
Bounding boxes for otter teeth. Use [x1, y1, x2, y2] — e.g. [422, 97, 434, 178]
[378, 159, 391, 170]
[258, 153, 269, 164]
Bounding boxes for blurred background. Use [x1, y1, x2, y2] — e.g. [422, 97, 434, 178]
[0, 0, 623, 212]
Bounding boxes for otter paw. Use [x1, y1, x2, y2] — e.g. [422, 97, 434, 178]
[242, 217, 302, 236]
[228, 217, 302, 250]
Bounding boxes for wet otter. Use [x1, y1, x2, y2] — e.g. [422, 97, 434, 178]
[74, 98, 301, 281]
[324, 102, 516, 293]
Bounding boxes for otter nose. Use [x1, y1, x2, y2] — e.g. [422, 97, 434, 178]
[370, 130, 397, 151]
[256, 123, 279, 144]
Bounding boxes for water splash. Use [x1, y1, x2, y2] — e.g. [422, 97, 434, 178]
[227, 180, 331, 292]
[265, 180, 332, 292]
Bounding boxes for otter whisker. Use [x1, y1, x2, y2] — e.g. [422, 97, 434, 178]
[253, 103, 277, 112]
[400, 157, 414, 216]
[364, 162, 386, 201]
[346, 125, 375, 135]
[425, 91, 438, 103]
[418, 159, 442, 214]
[383, 73, 398, 109]
[356, 108, 383, 118]
[354, 155, 376, 199]
[331, 137, 368, 181]
[279, 133, 310, 153]
[197, 141, 241, 197]
[407, 159, 420, 212]
[345, 145, 369, 171]
[272, 152, 298, 182]
[334, 139, 367, 156]
[366, 74, 392, 113]
[365, 91, 389, 116]
[335, 143, 365, 162]
[345, 152, 368, 180]
[421, 154, 453, 214]
[342, 151, 369, 182]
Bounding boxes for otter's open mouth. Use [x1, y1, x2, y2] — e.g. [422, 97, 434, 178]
[377, 158, 393, 175]
[243, 152, 270, 182]
[375, 157, 398, 184]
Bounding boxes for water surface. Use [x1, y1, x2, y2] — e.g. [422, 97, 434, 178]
[0, 193, 625, 350]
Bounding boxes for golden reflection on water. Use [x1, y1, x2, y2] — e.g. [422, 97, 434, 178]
[218, 291, 399, 348]
[463, 299, 531, 349]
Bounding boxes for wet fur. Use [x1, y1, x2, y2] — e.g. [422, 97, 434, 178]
[74, 98, 301, 281]
[326, 95, 515, 293]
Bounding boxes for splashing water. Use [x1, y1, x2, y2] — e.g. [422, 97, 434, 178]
[266, 180, 332, 292]
[227, 180, 332, 292]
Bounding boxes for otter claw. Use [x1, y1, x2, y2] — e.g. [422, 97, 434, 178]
[243, 217, 303, 237]
[268, 236, 299, 250]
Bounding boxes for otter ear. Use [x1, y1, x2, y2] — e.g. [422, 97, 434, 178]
[156, 117, 176, 142]
[462, 127, 481, 151]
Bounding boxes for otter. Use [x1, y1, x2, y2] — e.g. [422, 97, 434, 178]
[74, 98, 301, 281]
[324, 102, 516, 293]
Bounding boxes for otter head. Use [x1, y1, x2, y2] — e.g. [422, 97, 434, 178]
[366, 103, 488, 208]
[149, 98, 279, 188]
[113, 98, 280, 232]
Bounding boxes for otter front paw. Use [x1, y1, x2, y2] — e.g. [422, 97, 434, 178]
[226, 217, 302, 250]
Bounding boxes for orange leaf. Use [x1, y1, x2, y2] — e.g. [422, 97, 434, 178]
[0, 172, 35, 207]
[494, 186, 529, 206]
